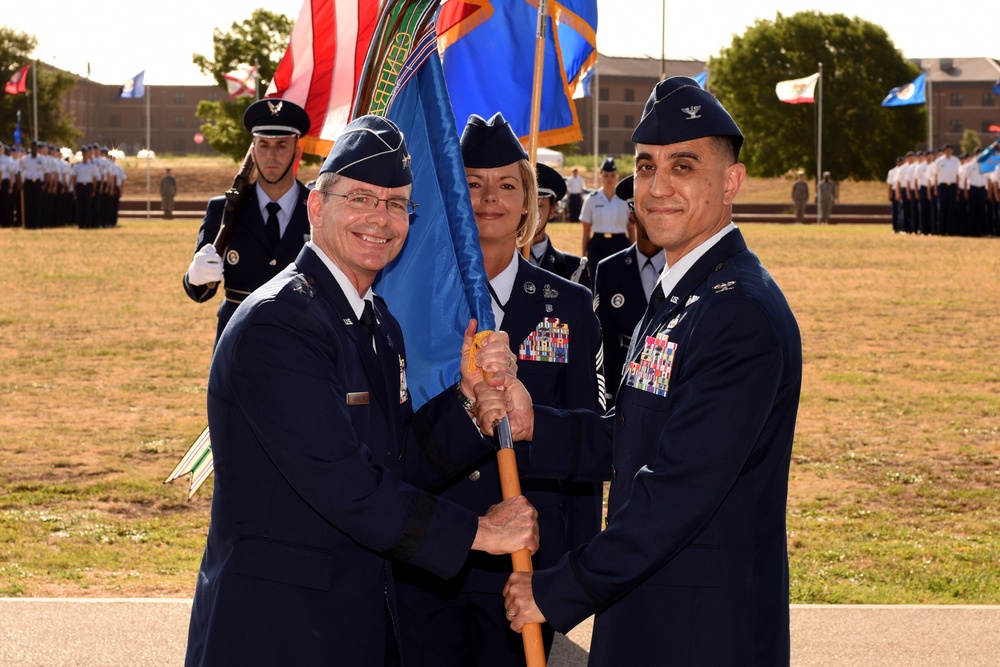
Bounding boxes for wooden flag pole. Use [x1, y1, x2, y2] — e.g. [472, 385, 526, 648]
[473, 334, 546, 667]
[522, 0, 549, 261]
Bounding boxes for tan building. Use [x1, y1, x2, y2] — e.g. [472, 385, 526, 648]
[914, 57, 1000, 150]
[60, 70, 225, 155]
[573, 55, 1000, 157]
[573, 56, 705, 158]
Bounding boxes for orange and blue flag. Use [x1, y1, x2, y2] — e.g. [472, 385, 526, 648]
[437, 0, 597, 146]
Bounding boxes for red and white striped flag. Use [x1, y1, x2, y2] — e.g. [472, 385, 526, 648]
[266, 0, 380, 156]
[224, 65, 257, 99]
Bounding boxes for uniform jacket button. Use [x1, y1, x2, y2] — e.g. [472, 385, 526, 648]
[469, 470, 481, 482]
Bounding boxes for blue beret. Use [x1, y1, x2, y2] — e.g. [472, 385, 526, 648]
[536, 163, 566, 201]
[615, 174, 633, 202]
[461, 113, 528, 168]
[243, 98, 311, 137]
[632, 77, 743, 153]
[600, 156, 618, 172]
[319, 115, 412, 188]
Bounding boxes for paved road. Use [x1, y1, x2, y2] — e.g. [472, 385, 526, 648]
[1, 599, 998, 666]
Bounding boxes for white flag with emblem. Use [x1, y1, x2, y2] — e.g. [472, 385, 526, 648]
[775, 72, 819, 104]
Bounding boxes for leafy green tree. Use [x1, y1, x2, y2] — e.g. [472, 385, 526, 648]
[709, 12, 925, 180]
[1, 27, 79, 147]
[960, 128, 981, 155]
[193, 9, 295, 162]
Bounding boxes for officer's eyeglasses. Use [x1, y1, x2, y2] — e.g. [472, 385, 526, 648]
[318, 190, 418, 218]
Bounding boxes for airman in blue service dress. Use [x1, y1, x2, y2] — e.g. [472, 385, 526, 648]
[498, 77, 802, 666]
[185, 115, 538, 667]
[529, 162, 590, 289]
[395, 112, 606, 667]
[593, 174, 665, 407]
[182, 99, 313, 345]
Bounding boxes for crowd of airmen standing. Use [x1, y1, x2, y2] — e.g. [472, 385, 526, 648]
[0, 140, 126, 229]
[887, 143, 1000, 237]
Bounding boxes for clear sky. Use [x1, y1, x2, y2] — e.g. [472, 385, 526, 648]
[4, 0, 993, 86]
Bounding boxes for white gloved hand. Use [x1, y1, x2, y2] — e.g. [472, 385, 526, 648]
[186, 244, 224, 286]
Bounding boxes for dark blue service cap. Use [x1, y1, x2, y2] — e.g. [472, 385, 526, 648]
[600, 156, 617, 172]
[536, 163, 567, 201]
[615, 174, 633, 202]
[460, 112, 528, 168]
[243, 98, 311, 137]
[632, 76, 744, 152]
[319, 114, 412, 188]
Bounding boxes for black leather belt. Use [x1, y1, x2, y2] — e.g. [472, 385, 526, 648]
[225, 288, 252, 304]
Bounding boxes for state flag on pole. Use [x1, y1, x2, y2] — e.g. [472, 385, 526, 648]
[5, 63, 31, 95]
[266, 0, 380, 157]
[693, 70, 709, 90]
[224, 65, 258, 99]
[119, 71, 145, 98]
[882, 73, 926, 107]
[775, 72, 819, 104]
[977, 140, 1000, 174]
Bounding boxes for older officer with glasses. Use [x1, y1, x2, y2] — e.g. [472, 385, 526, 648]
[185, 114, 539, 667]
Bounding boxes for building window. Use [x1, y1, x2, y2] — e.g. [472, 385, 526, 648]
[949, 119, 963, 133]
[173, 92, 186, 104]
[207, 92, 218, 102]
[598, 114, 609, 128]
[108, 114, 121, 128]
[949, 93, 963, 107]
[173, 115, 187, 128]
[174, 138, 186, 153]
[983, 94, 995, 107]
[598, 140, 608, 154]
[624, 115, 634, 129]
[624, 88, 635, 102]
[598, 87, 609, 101]
[623, 140, 633, 154]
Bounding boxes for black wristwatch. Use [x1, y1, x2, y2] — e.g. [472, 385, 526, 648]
[455, 383, 476, 413]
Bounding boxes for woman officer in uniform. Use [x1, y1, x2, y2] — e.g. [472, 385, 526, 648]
[394, 112, 606, 667]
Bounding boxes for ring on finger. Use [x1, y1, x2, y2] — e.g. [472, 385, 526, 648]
[505, 608, 516, 617]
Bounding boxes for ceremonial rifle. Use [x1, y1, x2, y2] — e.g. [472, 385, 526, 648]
[166, 146, 256, 498]
[212, 145, 256, 253]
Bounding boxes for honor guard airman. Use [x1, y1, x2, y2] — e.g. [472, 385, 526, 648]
[593, 174, 665, 406]
[182, 98, 313, 345]
[529, 162, 590, 289]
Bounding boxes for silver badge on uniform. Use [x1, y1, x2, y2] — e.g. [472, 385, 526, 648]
[611, 293, 625, 309]
[713, 281, 736, 293]
[625, 256, 633, 265]
[685, 295, 700, 307]
[543, 284, 558, 299]
[523, 282, 536, 294]
[226, 249, 240, 265]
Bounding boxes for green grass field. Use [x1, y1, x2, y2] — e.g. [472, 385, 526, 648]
[0, 220, 997, 601]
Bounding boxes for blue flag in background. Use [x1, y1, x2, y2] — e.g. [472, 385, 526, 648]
[693, 70, 709, 89]
[377, 48, 493, 408]
[438, 0, 597, 146]
[882, 72, 926, 107]
[119, 71, 145, 99]
[977, 140, 1000, 174]
[13, 122, 21, 149]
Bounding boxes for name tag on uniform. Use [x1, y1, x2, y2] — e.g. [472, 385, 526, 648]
[519, 318, 569, 363]
[625, 332, 677, 397]
[346, 392, 370, 406]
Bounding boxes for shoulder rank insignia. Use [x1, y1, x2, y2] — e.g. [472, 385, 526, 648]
[713, 281, 736, 293]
